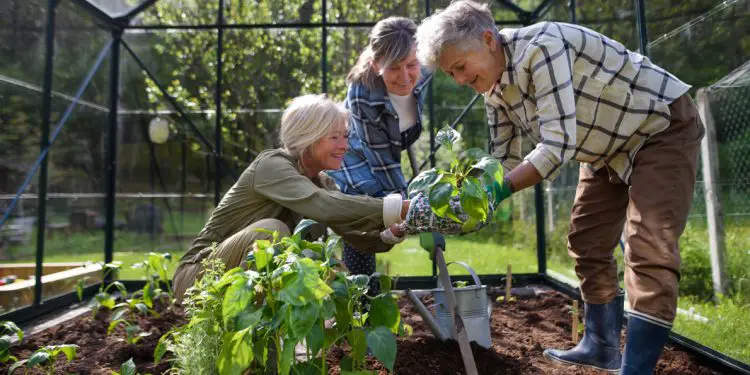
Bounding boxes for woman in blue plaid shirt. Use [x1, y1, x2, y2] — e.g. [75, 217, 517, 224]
[328, 17, 432, 296]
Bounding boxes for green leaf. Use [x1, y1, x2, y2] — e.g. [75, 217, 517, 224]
[429, 182, 456, 218]
[333, 299, 351, 332]
[368, 295, 400, 334]
[306, 322, 324, 357]
[473, 156, 504, 186]
[142, 282, 153, 308]
[111, 308, 127, 322]
[279, 338, 296, 375]
[8, 359, 27, 374]
[347, 329, 367, 365]
[465, 147, 489, 161]
[154, 333, 169, 364]
[289, 302, 321, 339]
[278, 259, 333, 306]
[108, 319, 125, 334]
[292, 362, 322, 375]
[324, 236, 342, 262]
[293, 219, 318, 243]
[460, 177, 488, 222]
[365, 326, 397, 371]
[222, 276, 253, 330]
[120, 358, 137, 375]
[2, 322, 23, 343]
[216, 329, 253, 375]
[254, 240, 273, 270]
[235, 307, 264, 330]
[135, 303, 149, 315]
[28, 351, 50, 367]
[408, 168, 442, 195]
[339, 355, 354, 371]
[436, 126, 462, 153]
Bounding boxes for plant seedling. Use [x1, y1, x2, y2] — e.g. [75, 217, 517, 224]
[408, 126, 505, 232]
[131, 252, 174, 308]
[8, 344, 78, 375]
[111, 357, 151, 375]
[1, 321, 23, 364]
[108, 319, 152, 345]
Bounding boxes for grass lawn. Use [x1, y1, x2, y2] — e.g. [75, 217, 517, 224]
[378, 235, 577, 280]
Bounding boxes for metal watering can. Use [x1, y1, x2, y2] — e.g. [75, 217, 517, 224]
[432, 261, 492, 348]
[406, 233, 492, 350]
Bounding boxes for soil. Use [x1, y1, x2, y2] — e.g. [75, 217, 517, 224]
[0, 287, 721, 374]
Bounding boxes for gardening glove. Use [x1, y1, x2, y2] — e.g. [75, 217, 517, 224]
[389, 191, 495, 237]
[488, 176, 514, 205]
[419, 232, 446, 260]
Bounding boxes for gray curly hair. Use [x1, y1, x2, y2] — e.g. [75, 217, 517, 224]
[416, 0, 497, 71]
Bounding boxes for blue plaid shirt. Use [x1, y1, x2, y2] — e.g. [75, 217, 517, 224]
[328, 70, 432, 198]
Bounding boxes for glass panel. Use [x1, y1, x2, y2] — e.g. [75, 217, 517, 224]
[86, 0, 145, 17]
[429, 0, 525, 22]
[131, 0, 218, 26]
[226, 0, 323, 24]
[328, 0, 423, 23]
[575, 0, 640, 51]
[538, 0, 574, 22]
[0, 0, 46, 314]
[118, 29, 219, 279]
[39, 1, 111, 303]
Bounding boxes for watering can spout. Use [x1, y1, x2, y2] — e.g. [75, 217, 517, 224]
[405, 289, 449, 341]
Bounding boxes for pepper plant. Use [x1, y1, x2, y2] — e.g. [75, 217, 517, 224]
[0, 321, 23, 364]
[130, 252, 174, 308]
[408, 126, 504, 232]
[7, 344, 78, 375]
[156, 220, 404, 375]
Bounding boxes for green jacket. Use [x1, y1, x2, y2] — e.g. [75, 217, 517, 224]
[180, 148, 391, 265]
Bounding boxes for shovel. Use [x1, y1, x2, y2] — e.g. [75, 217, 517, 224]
[430, 233, 479, 375]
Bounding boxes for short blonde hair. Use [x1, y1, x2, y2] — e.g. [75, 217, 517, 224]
[416, 0, 497, 71]
[279, 94, 349, 159]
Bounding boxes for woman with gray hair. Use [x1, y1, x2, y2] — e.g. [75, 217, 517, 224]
[328, 16, 432, 296]
[416, 1, 704, 374]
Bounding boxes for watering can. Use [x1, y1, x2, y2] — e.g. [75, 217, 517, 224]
[407, 233, 492, 349]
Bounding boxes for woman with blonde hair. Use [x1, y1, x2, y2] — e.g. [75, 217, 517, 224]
[328, 16, 432, 295]
[172, 94, 407, 299]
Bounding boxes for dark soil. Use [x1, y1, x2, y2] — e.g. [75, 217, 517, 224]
[0, 302, 186, 375]
[0, 288, 721, 374]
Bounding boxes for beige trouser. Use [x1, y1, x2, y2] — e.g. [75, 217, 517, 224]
[172, 218, 290, 300]
[568, 94, 704, 325]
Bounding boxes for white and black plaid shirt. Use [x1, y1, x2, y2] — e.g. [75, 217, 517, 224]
[485, 22, 691, 183]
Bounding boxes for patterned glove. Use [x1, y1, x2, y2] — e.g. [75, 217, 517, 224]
[394, 191, 495, 236]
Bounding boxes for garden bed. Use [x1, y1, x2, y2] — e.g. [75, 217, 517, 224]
[0, 286, 721, 374]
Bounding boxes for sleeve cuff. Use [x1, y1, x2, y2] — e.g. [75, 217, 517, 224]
[525, 144, 564, 181]
[383, 193, 404, 227]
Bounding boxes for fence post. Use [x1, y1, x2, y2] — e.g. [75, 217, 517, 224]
[696, 89, 728, 297]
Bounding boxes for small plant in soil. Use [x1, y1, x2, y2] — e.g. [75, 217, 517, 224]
[7, 344, 77, 375]
[108, 318, 152, 345]
[76, 261, 128, 318]
[130, 252, 174, 307]
[112, 358, 151, 375]
[156, 220, 404, 375]
[0, 321, 23, 364]
[408, 126, 504, 232]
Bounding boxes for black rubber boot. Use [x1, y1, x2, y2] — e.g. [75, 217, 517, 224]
[543, 293, 624, 373]
[620, 314, 670, 375]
